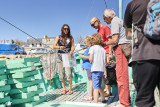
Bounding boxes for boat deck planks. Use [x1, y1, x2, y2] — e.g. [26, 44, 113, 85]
[40, 82, 119, 106]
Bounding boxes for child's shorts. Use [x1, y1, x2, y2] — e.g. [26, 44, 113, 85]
[92, 71, 104, 89]
[86, 70, 92, 80]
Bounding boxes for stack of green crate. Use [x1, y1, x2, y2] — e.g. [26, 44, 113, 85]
[0, 60, 11, 107]
[53, 74, 62, 89]
[71, 71, 78, 85]
[47, 74, 62, 90]
[73, 54, 87, 83]
[6, 57, 46, 107]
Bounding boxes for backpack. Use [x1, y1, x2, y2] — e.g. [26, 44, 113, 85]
[143, 0, 160, 40]
[104, 61, 117, 85]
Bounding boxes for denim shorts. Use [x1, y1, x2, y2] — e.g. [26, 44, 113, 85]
[92, 71, 104, 89]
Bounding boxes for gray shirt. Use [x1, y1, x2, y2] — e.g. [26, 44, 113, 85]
[111, 16, 130, 46]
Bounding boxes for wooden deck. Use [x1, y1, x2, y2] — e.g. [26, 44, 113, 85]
[37, 82, 160, 107]
[38, 82, 119, 107]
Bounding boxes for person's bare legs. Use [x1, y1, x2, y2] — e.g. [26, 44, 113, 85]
[68, 79, 73, 94]
[104, 85, 111, 96]
[61, 80, 66, 94]
[102, 73, 111, 96]
[83, 80, 93, 101]
[99, 87, 105, 101]
[94, 89, 99, 103]
[102, 76, 106, 90]
[89, 80, 93, 97]
[68, 80, 72, 90]
[94, 88, 105, 103]
[61, 80, 66, 90]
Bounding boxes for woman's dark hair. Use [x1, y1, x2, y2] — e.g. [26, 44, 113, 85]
[61, 24, 73, 42]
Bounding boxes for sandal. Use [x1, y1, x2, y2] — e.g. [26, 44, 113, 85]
[69, 89, 73, 95]
[82, 96, 89, 101]
[82, 96, 94, 101]
[61, 90, 66, 95]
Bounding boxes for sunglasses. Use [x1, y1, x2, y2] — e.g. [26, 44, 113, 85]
[64, 28, 69, 30]
[91, 21, 97, 27]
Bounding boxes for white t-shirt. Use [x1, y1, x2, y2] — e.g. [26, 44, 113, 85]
[89, 45, 106, 72]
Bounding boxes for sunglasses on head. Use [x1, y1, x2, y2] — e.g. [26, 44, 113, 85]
[91, 20, 97, 27]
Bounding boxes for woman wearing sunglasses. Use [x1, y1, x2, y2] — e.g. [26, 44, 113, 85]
[53, 24, 75, 95]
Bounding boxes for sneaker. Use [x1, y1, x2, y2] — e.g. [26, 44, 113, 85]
[102, 100, 107, 103]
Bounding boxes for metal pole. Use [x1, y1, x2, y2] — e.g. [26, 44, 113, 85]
[104, 0, 107, 8]
[119, 0, 123, 19]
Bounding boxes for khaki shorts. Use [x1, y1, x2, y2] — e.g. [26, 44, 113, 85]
[56, 58, 72, 81]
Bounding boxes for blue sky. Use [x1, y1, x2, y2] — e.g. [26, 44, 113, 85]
[0, 0, 131, 43]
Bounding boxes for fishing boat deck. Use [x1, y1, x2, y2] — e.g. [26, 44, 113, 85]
[37, 82, 119, 107]
[36, 82, 160, 107]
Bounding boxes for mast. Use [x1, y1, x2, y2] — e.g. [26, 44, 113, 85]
[119, 0, 123, 19]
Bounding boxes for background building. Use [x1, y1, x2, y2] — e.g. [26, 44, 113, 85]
[24, 35, 55, 54]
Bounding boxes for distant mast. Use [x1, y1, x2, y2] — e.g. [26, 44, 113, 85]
[119, 0, 123, 19]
